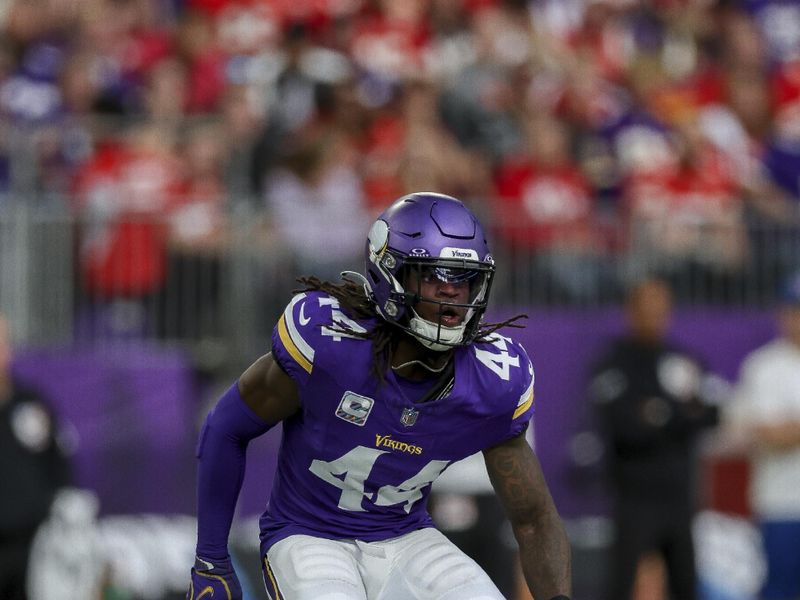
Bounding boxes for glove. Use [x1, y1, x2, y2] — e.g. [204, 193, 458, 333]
[187, 555, 242, 600]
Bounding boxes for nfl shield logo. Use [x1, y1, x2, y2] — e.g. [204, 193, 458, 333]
[400, 407, 419, 427]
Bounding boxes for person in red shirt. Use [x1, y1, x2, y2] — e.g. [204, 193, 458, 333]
[71, 124, 183, 335]
[622, 114, 748, 302]
[493, 112, 608, 304]
[162, 122, 231, 340]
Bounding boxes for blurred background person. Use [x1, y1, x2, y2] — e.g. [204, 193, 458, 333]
[69, 123, 183, 339]
[727, 272, 800, 600]
[263, 120, 369, 282]
[588, 278, 719, 600]
[493, 110, 610, 305]
[361, 78, 492, 217]
[621, 113, 748, 303]
[160, 121, 231, 343]
[0, 313, 71, 600]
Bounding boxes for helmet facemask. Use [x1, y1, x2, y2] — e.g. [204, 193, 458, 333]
[390, 258, 494, 351]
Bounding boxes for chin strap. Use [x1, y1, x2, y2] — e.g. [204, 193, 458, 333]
[391, 357, 450, 373]
[408, 308, 465, 351]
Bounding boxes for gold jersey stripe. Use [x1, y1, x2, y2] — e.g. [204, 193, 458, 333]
[513, 388, 534, 420]
[278, 315, 312, 374]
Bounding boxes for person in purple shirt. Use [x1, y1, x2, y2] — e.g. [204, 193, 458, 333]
[187, 193, 571, 600]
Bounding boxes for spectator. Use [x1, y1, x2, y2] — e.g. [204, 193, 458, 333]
[70, 123, 183, 337]
[264, 122, 369, 282]
[142, 56, 189, 122]
[0, 312, 71, 600]
[219, 84, 281, 203]
[171, 122, 228, 253]
[720, 8, 770, 74]
[400, 79, 491, 201]
[362, 79, 491, 215]
[593, 92, 677, 193]
[623, 114, 748, 302]
[739, 0, 800, 65]
[494, 111, 609, 304]
[360, 104, 407, 213]
[160, 122, 230, 341]
[725, 68, 774, 147]
[753, 92, 800, 286]
[439, 3, 532, 164]
[270, 22, 321, 136]
[727, 271, 800, 600]
[75, 0, 174, 117]
[348, 0, 431, 82]
[175, 8, 226, 115]
[588, 277, 719, 600]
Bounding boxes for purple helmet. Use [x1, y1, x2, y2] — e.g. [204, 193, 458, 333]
[364, 192, 495, 350]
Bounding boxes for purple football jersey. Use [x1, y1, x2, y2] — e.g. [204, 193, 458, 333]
[259, 291, 535, 553]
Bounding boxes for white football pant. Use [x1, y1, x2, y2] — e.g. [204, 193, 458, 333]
[262, 527, 506, 600]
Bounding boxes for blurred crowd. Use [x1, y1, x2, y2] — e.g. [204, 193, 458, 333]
[2, 0, 800, 305]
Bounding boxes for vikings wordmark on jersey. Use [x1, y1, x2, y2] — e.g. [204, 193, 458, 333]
[260, 291, 535, 554]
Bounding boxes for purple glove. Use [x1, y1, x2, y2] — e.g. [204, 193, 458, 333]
[187, 556, 242, 600]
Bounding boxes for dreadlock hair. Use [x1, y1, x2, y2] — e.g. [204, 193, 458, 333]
[294, 275, 527, 383]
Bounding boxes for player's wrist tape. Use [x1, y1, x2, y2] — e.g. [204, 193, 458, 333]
[194, 555, 233, 573]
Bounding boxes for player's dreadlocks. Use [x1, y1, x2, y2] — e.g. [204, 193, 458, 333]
[295, 276, 526, 382]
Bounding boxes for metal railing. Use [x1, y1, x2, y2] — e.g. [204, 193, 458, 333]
[2, 204, 799, 370]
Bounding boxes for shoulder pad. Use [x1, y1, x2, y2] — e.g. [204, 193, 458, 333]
[272, 291, 372, 384]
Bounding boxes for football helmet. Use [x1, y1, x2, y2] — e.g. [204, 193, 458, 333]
[362, 192, 495, 351]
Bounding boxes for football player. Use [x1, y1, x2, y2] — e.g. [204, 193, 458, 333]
[188, 193, 571, 600]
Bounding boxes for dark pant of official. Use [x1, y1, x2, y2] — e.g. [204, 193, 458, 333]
[607, 495, 697, 600]
[0, 533, 35, 600]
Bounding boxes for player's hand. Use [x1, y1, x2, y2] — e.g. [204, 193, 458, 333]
[187, 555, 242, 600]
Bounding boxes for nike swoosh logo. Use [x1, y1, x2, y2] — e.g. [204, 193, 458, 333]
[196, 586, 215, 599]
[298, 302, 311, 326]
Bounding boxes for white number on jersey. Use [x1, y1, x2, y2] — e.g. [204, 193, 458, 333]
[309, 446, 451, 513]
[474, 334, 520, 381]
[319, 297, 368, 341]
[309, 447, 387, 511]
[374, 459, 450, 514]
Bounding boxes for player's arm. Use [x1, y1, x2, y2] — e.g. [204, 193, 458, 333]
[189, 353, 299, 600]
[752, 421, 800, 451]
[239, 352, 301, 423]
[484, 432, 572, 600]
